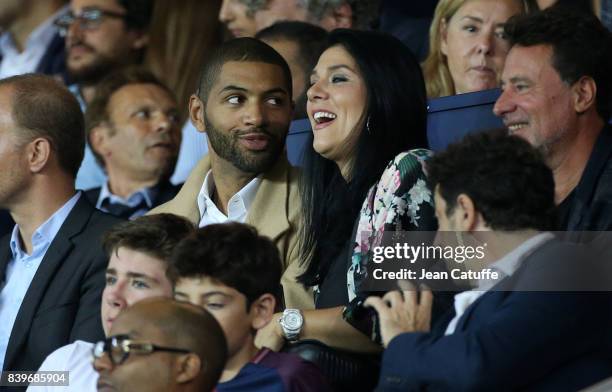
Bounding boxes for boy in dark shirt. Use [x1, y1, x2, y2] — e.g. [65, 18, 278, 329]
[171, 222, 330, 392]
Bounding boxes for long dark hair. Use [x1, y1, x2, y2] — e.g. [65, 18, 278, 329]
[298, 29, 428, 287]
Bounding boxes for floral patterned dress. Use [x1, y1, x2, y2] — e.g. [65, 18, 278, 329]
[347, 149, 437, 301]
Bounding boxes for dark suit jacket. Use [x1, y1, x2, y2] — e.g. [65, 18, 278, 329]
[84, 180, 181, 219]
[377, 238, 612, 392]
[0, 195, 122, 374]
[36, 33, 67, 83]
[0, 210, 13, 239]
[565, 124, 612, 230]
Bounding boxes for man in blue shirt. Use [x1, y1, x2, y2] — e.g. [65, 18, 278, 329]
[57, 0, 153, 190]
[0, 73, 121, 374]
[83, 67, 182, 220]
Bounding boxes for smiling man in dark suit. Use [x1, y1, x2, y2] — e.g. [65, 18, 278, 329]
[0, 73, 121, 375]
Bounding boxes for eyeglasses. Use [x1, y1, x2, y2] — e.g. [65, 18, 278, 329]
[54, 8, 127, 36]
[92, 334, 191, 366]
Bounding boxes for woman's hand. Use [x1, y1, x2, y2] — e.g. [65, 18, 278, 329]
[364, 286, 433, 347]
[255, 313, 285, 351]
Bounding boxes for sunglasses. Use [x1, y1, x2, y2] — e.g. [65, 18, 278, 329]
[54, 8, 127, 36]
[92, 334, 191, 366]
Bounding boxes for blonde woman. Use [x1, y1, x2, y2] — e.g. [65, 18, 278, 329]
[423, 0, 532, 98]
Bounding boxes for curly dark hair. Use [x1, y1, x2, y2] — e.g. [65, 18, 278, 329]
[504, 4, 612, 120]
[427, 129, 556, 231]
[169, 223, 282, 308]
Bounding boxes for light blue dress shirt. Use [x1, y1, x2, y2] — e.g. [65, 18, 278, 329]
[75, 144, 107, 191]
[0, 192, 81, 370]
[69, 86, 208, 189]
[68, 84, 107, 191]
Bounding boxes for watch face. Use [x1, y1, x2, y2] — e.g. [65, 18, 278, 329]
[284, 312, 302, 329]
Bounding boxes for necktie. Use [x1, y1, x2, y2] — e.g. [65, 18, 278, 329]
[101, 199, 148, 219]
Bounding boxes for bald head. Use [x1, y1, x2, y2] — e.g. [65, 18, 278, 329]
[110, 298, 227, 391]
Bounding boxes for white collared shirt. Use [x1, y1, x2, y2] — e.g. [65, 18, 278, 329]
[197, 170, 262, 227]
[0, 5, 68, 78]
[28, 340, 97, 392]
[444, 232, 555, 335]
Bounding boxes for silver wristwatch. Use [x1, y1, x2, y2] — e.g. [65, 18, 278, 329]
[279, 309, 303, 341]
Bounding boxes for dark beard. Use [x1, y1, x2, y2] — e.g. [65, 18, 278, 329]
[67, 55, 125, 85]
[204, 115, 285, 174]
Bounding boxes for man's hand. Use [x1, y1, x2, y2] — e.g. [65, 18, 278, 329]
[255, 313, 285, 351]
[364, 286, 433, 347]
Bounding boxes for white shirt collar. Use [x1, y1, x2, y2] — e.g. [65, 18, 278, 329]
[445, 232, 554, 335]
[197, 170, 262, 227]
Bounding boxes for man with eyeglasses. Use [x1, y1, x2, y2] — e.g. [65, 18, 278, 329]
[29, 214, 194, 392]
[0, 0, 69, 79]
[56, 0, 153, 192]
[93, 298, 227, 392]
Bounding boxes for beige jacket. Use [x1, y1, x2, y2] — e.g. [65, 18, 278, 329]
[149, 155, 314, 309]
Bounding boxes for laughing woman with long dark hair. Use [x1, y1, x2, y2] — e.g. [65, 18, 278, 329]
[258, 29, 437, 381]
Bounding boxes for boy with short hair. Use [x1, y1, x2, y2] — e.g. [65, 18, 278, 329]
[171, 222, 330, 391]
[30, 214, 194, 392]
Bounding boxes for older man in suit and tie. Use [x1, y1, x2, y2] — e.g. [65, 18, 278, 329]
[0, 74, 121, 375]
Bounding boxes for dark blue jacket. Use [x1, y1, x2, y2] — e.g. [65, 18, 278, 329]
[377, 239, 612, 391]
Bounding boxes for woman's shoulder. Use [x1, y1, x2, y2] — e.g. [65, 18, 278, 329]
[387, 149, 432, 170]
[377, 149, 432, 191]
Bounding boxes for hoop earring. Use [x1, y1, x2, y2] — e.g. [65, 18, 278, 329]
[366, 116, 371, 134]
